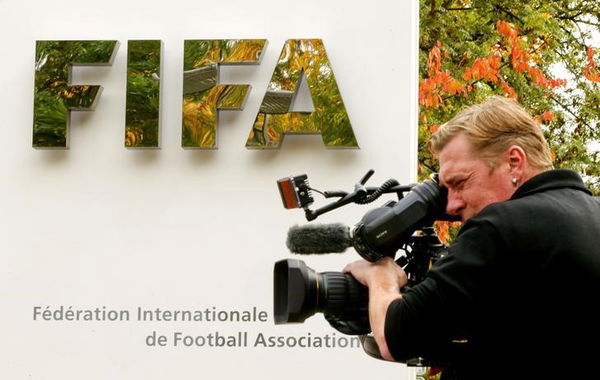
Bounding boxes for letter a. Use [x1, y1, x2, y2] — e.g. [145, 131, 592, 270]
[246, 39, 358, 149]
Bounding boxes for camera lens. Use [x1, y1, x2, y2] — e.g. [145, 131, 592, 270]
[273, 259, 369, 326]
[274, 259, 319, 324]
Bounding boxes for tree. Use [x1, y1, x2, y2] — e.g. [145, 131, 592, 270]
[417, 3, 598, 378]
[418, 0, 599, 196]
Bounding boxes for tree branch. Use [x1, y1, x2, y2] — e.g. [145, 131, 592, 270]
[496, 5, 525, 25]
[549, 95, 593, 131]
[419, 159, 439, 174]
[552, 46, 581, 76]
[573, 19, 600, 28]
[558, 25, 588, 49]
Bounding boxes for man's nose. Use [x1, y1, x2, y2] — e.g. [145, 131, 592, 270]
[446, 192, 465, 216]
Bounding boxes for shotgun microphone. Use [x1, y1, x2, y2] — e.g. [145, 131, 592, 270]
[286, 223, 352, 254]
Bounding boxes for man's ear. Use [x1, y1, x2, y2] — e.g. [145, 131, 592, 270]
[506, 145, 527, 173]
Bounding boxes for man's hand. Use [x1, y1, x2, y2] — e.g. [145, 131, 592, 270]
[343, 257, 407, 361]
[343, 257, 407, 288]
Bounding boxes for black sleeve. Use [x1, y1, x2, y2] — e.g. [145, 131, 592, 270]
[384, 218, 506, 362]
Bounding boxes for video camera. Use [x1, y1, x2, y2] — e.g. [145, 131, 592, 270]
[273, 170, 456, 350]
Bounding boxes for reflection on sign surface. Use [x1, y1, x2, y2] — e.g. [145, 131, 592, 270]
[32, 39, 358, 150]
[33, 40, 119, 148]
[246, 39, 357, 149]
[125, 40, 162, 148]
[182, 39, 266, 149]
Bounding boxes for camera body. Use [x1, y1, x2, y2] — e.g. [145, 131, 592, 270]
[274, 172, 454, 336]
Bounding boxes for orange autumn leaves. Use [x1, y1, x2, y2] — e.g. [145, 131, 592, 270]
[418, 20, 591, 115]
[420, 40, 467, 108]
[497, 20, 566, 90]
[584, 47, 600, 82]
[433, 220, 462, 246]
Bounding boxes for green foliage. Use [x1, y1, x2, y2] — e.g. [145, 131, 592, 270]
[246, 40, 357, 149]
[418, 0, 599, 194]
[125, 40, 161, 147]
[33, 40, 118, 148]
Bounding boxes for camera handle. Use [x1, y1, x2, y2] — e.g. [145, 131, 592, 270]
[304, 170, 415, 221]
[359, 334, 385, 360]
[359, 334, 438, 367]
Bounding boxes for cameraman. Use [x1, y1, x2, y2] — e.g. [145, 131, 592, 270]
[344, 96, 600, 379]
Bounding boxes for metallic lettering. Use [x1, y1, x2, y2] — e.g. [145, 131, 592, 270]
[182, 39, 266, 149]
[33, 40, 119, 148]
[246, 39, 358, 149]
[125, 40, 162, 148]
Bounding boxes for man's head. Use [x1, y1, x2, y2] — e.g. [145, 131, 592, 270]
[430, 96, 553, 222]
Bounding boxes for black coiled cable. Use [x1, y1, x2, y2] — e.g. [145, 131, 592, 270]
[356, 179, 400, 204]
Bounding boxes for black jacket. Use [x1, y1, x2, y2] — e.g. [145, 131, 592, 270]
[385, 169, 600, 379]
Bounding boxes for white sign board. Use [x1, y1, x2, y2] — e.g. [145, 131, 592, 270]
[0, 0, 419, 378]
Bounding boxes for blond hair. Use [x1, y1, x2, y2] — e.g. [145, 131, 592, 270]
[429, 96, 553, 170]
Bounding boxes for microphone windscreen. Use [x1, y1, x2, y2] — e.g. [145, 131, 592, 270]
[286, 223, 352, 254]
